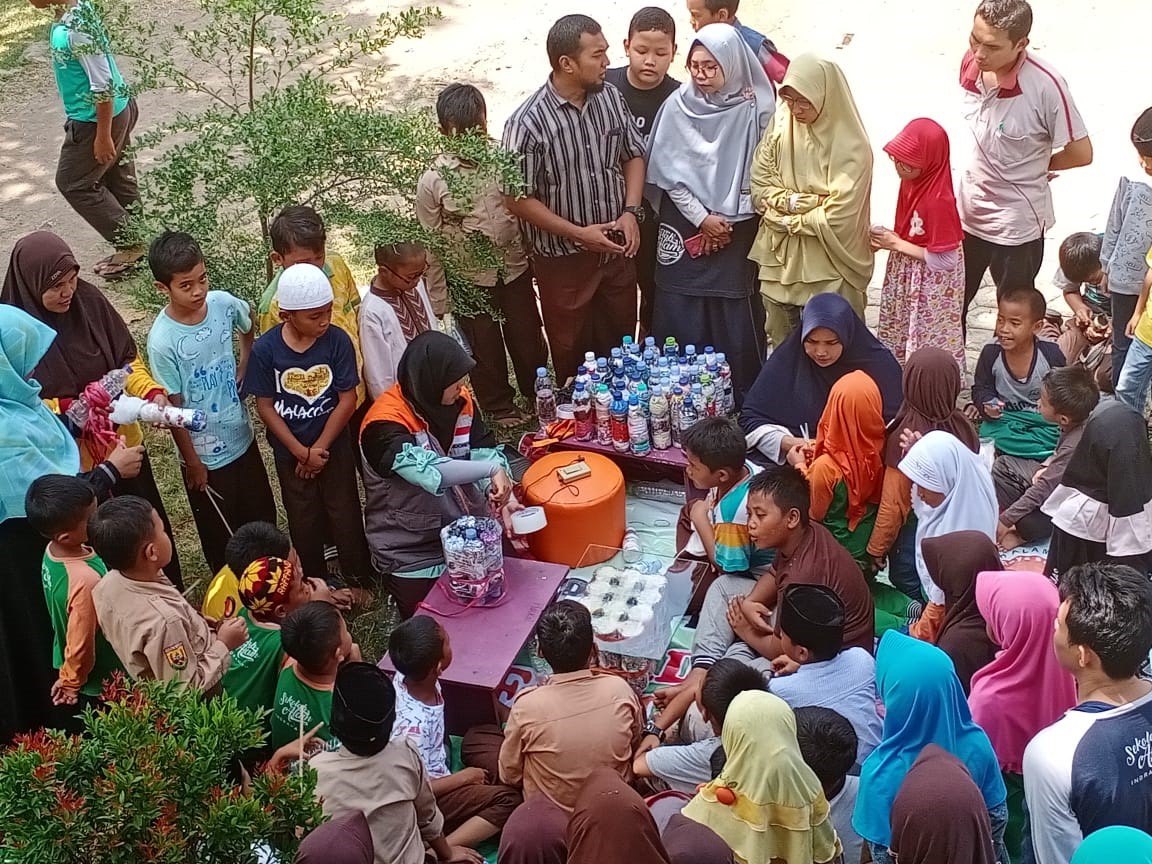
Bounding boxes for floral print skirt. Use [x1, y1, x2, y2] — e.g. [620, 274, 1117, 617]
[877, 247, 966, 370]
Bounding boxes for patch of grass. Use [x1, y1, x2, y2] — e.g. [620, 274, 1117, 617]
[0, 1, 47, 71]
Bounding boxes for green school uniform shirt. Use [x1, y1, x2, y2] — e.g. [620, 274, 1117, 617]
[41, 547, 123, 698]
[270, 664, 339, 750]
[221, 607, 284, 718]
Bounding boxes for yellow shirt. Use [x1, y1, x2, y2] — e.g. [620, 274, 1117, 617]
[201, 565, 241, 620]
[259, 253, 366, 405]
[1134, 247, 1152, 347]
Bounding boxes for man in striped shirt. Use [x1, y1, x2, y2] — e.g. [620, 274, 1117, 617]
[502, 14, 647, 382]
[958, 0, 1092, 331]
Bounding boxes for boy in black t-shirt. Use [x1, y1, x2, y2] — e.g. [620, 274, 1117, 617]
[604, 7, 680, 337]
[245, 263, 372, 592]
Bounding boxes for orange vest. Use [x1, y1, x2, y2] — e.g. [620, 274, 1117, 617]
[360, 383, 475, 458]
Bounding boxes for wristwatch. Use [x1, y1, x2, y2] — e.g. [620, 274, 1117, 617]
[623, 205, 646, 223]
[643, 721, 666, 743]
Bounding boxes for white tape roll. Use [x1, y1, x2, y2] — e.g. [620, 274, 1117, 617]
[511, 506, 548, 535]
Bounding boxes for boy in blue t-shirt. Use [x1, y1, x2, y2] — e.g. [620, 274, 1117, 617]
[245, 264, 371, 590]
[146, 232, 276, 573]
[35, 0, 142, 276]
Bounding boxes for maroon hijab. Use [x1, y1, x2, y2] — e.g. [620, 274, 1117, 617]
[884, 347, 979, 466]
[0, 232, 136, 399]
[923, 531, 1000, 694]
[890, 745, 996, 864]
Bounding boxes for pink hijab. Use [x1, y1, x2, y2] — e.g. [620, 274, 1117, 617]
[967, 571, 1078, 774]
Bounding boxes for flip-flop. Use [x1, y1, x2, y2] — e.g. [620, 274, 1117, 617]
[95, 259, 140, 282]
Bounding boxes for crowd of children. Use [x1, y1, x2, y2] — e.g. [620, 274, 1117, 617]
[4, 0, 1152, 861]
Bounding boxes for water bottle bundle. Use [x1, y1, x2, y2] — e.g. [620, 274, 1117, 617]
[64, 366, 208, 459]
[569, 335, 736, 455]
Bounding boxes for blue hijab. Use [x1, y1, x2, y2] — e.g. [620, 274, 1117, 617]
[852, 630, 1006, 846]
[0, 306, 80, 522]
[739, 293, 903, 437]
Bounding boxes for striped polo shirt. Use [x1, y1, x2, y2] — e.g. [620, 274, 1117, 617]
[502, 77, 646, 258]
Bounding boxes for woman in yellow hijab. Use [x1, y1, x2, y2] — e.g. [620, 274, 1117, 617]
[750, 54, 874, 349]
[683, 690, 842, 864]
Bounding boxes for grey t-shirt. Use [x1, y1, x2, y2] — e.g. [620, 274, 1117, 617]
[645, 736, 722, 795]
[829, 775, 864, 864]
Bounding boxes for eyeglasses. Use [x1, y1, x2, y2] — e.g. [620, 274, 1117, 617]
[688, 62, 721, 78]
[380, 262, 428, 285]
[781, 94, 815, 112]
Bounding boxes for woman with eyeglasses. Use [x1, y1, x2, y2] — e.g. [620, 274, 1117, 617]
[749, 54, 874, 350]
[359, 241, 439, 402]
[644, 23, 775, 400]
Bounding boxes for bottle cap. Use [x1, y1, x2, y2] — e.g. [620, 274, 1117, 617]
[536, 367, 547, 377]
[628, 395, 638, 405]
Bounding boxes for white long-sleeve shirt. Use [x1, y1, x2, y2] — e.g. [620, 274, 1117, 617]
[358, 283, 437, 402]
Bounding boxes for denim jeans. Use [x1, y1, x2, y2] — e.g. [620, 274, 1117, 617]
[869, 800, 1010, 863]
[1116, 333, 1152, 417]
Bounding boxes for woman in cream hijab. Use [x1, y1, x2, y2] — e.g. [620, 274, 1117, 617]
[750, 54, 874, 348]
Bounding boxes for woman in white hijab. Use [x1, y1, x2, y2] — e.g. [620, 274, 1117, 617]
[898, 430, 998, 642]
[645, 23, 775, 400]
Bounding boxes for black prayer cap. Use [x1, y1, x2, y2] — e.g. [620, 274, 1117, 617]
[332, 662, 397, 753]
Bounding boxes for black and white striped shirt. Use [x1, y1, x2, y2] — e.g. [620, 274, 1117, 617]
[502, 78, 646, 258]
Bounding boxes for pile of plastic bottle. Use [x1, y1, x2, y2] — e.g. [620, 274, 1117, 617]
[440, 516, 505, 605]
[533, 335, 736, 456]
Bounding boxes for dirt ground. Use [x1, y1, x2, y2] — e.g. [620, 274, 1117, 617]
[1, 0, 1148, 347]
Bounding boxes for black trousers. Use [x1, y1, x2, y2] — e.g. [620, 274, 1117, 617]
[637, 209, 659, 338]
[186, 440, 277, 574]
[962, 232, 1045, 335]
[1113, 292, 1140, 389]
[275, 429, 371, 587]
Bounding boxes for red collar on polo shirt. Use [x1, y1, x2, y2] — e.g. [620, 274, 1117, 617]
[960, 49, 1027, 98]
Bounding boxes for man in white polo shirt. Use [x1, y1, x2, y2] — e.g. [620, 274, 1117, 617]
[958, 0, 1092, 334]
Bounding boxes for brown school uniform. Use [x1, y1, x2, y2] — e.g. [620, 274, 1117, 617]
[775, 522, 875, 653]
[92, 569, 230, 691]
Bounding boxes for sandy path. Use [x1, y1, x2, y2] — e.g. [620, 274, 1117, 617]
[1, 0, 1148, 359]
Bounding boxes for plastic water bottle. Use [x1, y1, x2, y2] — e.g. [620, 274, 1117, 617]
[65, 366, 130, 429]
[716, 353, 734, 415]
[610, 391, 630, 453]
[678, 385, 700, 443]
[610, 347, 623, 363]
[627, 395, 651, 455]
[584, 351, 596, 368]
[664, 337, 679, 360]
[637, 361, 650, 385]
[685, 344, 697, 368]
[594, 384, 613, 445]
[622, 527, 643, 563]
[626, 366, 642, 395]
[703, 345, 717, 368]
[649, 385, 672, 450]
[621, 335, 635, 357]
[573, 382, 593, 442]
[644, 336, 657, 352]
[700, 373, 718, 417]
[596, 357, 609, 380]
[670, 386, 685, 446]
[636, 381, 651, 416]
[534, 367, 557, 433]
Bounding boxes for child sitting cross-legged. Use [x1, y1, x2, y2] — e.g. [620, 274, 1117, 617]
[632, 657, 767, 793]
[311, 662, 484, 864]
[89, 496, 250, 690]
[270, 600, 359, 751]
[679, 417, 774, 603]
[994, 365, 1100, 551]
[767, 583, 882, 762]
[26, 475, 124, 725]
[387, 615, 520, 849]
[970, 285, 1066, 460]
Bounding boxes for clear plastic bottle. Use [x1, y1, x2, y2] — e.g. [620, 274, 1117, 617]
[65, 366, 130, 429]
[644, 336, 657, 352]
[716, 352, 734, 415]
[534, 367, 557, 433]
[621, 335, 635, 357]
[610, 391, 630, 453]
[703, 345, 717, 368]
[678, 384, 700, 443]
[610, 347, 623, 363]
[690, 383, 705, 424]
[622, 526, 643, 563]
[637, 361, 650, 385]
[626, 366, 642, 395]
[649, 385, 672, 450]
[700, 373, 718, 417]
[596, 356, 609, 379]
[664, 336, 679, 360]
[670, 386, 685, 446]
[573, 382, 593, 441]
[684, 344, 698, 367]
[627, 394, 651, 455]
[594, 384, 613, 445]
[636, 381, 650, 417]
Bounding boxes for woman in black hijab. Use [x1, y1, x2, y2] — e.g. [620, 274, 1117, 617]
[359, 332, 519, 616]
[1042, 400, 1152, 580]
[1, 231, 182, 587]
